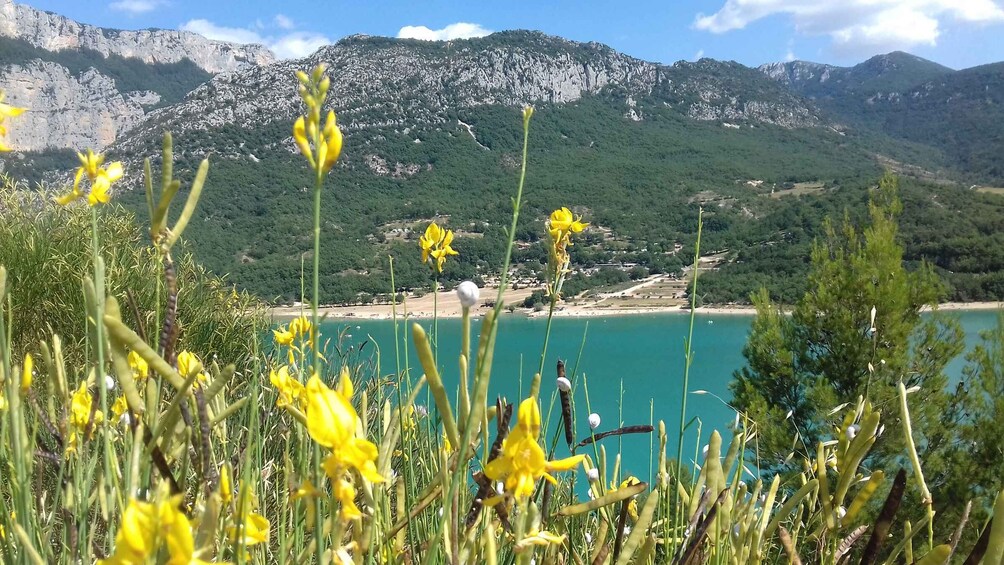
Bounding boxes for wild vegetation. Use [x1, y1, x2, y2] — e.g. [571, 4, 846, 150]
[0, 65, 1003, 565]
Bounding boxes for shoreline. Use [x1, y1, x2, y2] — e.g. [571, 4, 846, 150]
[270, 296, 1002, 322]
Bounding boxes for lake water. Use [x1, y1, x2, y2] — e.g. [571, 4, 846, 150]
[320, 310, 1001, 483]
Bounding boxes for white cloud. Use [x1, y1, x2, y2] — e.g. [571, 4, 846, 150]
[180, 18, 331, 59]
[269, 32, 331, 59]
[109, 0, 165, 15]
[397, 22, 492, 41]
[181, 19, 263, 44]
[274, 14, 295, 30]
[694, 0, 1004, 54]
[694, 48, 705, 60]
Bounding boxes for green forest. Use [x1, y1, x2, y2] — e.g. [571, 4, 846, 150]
[97, 88, 1004, 306]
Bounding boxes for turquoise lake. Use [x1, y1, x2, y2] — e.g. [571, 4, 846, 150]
[319, 310, 1001, 483]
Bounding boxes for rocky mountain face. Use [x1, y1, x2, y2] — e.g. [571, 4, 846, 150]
[758, 52, 953, 100]
[0, 0, 274, 152]
[0, 0, 273, 72]
[1, 60, 154, 150]
[117, 31, 823, 158]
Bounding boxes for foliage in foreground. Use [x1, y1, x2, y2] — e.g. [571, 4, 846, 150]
[0, 73, 1002, 565]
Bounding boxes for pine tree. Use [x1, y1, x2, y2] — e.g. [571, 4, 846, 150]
[733, 174, 965, 476]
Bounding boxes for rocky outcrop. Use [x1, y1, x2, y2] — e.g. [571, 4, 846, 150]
[0, 0, 276, 152]
[117, 31, 823, 154]
[0, 0, 274, 73]
[1, 61, 153, 150]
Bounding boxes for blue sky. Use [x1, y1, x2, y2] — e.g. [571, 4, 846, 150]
[22, 0, 1004, 69]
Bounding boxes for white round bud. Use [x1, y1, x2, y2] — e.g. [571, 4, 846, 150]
[586, 468, 599, 482]
[846, 424, 859, 440]
[556, 377, 571, 392]
[456, 281, 480, 309]
[105, 374, 116, 390]
[588, 413, 601, 430]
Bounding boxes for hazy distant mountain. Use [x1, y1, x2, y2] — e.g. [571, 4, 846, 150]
[761, 52, 1004, 180]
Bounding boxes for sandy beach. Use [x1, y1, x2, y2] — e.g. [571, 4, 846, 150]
[269, 275, 1003, 321]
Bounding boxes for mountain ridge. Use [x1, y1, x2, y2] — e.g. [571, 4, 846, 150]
[0, 0, 275, 151]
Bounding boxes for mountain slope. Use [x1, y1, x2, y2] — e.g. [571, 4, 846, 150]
[762, 52, 1004, 181]
[760, 52, 953, 101]
[104, 32, 913, 303]
[0, 0, 273, 72]
[0, 0, 274, 151]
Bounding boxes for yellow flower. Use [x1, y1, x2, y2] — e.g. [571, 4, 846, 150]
[303, 367, 384, 519]
[484, 397, 584, 500]
[20, 353, 32, 393]
[616, 476, 641, 520]
[68, 380, 103, 453]
[160, 498, 216, 565]
[548, 207, 588, 235]
[419, 221, 459, 273]
[0, 390, 6, 412]
[0, 90, 25, 152]
[289, 316, 313, 342]
[269, 365, 304, 408]
[293, 116, 314, 168]
[98, 498, 158, 564]
[176, 350, 207, 383]
[229, 510, 270, 547]
[128, 350, 149, 381]
[273, 325, 295, 347]
[419, 222, 443, 264]
[219, 465, 233, 506]
[112, 395, 129, 422]
[431, 229, 459, 272]
[55, 149, 124, 206]
[545, 207, 588, 297]
[516, 527, 566, 550]
[319, 110, 343, 173]
[274, 315, 313, 349]
[293, 66, 342, 175]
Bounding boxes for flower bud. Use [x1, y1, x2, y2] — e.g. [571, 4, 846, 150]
[456, 281, 480, 309]
[20, 353, 33, 392]
[556, 376, 571, 392]
[588, 413, 600, 430]
[846, 424, 859, 440]
[586, 468, 599, 482]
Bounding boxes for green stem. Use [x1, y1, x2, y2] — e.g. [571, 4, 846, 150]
[91, 206, 118, 541]
[311, 166, 324, 565]
[494, 112, 532, 310]
[460, 305, 471, 425]
[533, 294, 558, 400]
[673, 207, 703, 557]
[432, 278, 438, 368]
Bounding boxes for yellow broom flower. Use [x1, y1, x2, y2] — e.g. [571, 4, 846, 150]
[269, 365, 304, 409]
[20, 353, 32, 393]
[0, 90, 25, 152]
[176, 350, 207, 383]
[55, 149, 124, 206]
[293, 65, 342, 175]
[484, 397, 584, 500]
[128, 350, 149, 382]
[67, 380, 103, 454]
[419, 221, 459, 273]
[303, 367, 384, 520]
[98, 498, 158, 564]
